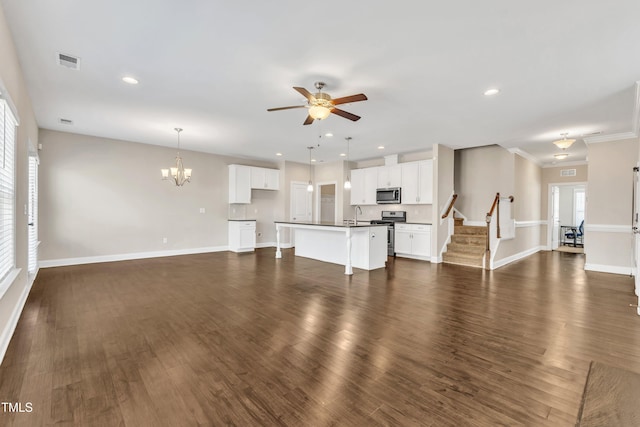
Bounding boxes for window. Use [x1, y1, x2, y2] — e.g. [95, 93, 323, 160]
[0, 98, 17, 283]
[574, 189, 586, 226]
[28, 154, 38, 275]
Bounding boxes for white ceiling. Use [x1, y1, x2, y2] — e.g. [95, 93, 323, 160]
[3, 0, 640, 165]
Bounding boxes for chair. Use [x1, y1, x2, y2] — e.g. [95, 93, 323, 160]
[564, 220, 584, 246]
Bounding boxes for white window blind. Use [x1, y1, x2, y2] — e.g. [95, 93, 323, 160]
[28, 155, 38, 274]
[0, 99, 17, 282]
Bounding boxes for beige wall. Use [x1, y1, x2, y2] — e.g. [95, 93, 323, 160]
[584, 138, 638, 272]
[495, 154, 543, 263]
[433, 144, 455, 259]
[38, 130, 287, 262]
[455, 145, 515, 221]
[0, 3, 40, 360]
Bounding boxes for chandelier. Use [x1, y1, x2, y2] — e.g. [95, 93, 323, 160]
[552, 133, 575, 150]
[161, 128, 192, 186]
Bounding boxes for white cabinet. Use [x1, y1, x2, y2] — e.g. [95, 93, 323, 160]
[228, 220, 256, 252]
[250, 167, 279, 190]
[401, 159, 433, 204]
[395, 223, 431, 260]
[229, 164, 279, 203]
[377, 165, 402, 188]
[229, 165, 252, 204]
[350, 167, 378, 205]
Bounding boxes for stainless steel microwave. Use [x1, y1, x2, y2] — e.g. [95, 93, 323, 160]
[376, 187, 401, 204]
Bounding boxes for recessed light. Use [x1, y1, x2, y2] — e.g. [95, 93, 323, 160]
[484, 88, 500, 96]
[378, 145, 385, 150]
[122, 76, 139, 85]
[325, 133, 333, 137]
[554, 153, 569, 160]
[340, 153, 346, 157]
[311, 159, 316, 162]
[276, 153, 283, 156]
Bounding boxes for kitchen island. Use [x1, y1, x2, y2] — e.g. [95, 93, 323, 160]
[274, 221, 388, 275]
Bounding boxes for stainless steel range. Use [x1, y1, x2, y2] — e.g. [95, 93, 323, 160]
[371, 210, 406, 256]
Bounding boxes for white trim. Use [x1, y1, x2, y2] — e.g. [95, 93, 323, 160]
[508, 148, 542, 167]
[584, 263, 633, 276]
[431, 255, 443, 263]
[541, 160, 589, 169]
[584, 132, 638, 144]
[0, 268, 27, 365]
[464, 220, 485, 227]
[0, 268, 21, 300]
[492, 246, 544, 269]
[633, 81, 640, 136]
[40, 246, 229, 268]
[584, 224, 632, 233]
[256, 241, 293, 249]
[515, 220, 546, 227]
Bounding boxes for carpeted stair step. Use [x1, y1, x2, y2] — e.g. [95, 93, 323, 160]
[451, 234, 486, 245]
[454, 225, 487, 235]
[446, 242, 485, 255]
[453, 217, 464, 227]
[442, 251, 484, 268]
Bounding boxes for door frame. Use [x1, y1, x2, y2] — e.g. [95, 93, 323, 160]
[315, 181, 338, 223]
[547, 181, 587, 250]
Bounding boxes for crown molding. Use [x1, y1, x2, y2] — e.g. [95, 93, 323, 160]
[507, 148, 542, 166]
[584, 131, 638, 144]
[541, 160, 588, 169]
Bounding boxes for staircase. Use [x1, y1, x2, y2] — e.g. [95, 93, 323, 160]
[443, 218, 487, 268]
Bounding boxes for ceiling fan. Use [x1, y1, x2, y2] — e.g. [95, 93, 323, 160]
[267, 82, 367, 125]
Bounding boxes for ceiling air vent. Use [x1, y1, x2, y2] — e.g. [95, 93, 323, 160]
[560, 168, 577, 177]
[57, 53, 80, 70]
[59, 118, 73, 125]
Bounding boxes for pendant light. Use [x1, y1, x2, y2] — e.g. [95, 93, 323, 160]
[344, 137, 352, 189]
[552, 133, 575, 150]
[307, 146, 314, 192]
[161, 128, 192, 186]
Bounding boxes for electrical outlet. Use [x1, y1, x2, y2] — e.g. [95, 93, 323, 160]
[257, 231, 263, 237]
[162, 237, 167, 244]
[199, 208, 205, 214]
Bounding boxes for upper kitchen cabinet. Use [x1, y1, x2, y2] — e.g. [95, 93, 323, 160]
[229, 164, 280, 204]
[401, 160, 433, 204]
[250, 167, 279, 190]
[350, 167, 378, 205]
[229, 164, 252, 204]
[377, 165, 402, 188]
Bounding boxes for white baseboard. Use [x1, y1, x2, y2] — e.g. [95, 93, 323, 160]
[431, 255, 442, 263]
[257, 242, 293, 249]
[584, 263, 634, 276]
[0, 268, 29, 365]
[492, 246, 544, 269]
[40, 246, 230, 268]
[396, 253, 430, 262]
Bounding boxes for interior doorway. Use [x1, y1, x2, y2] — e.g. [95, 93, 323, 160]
[316, 182, 337, 223]
[548, 182, 587, 253]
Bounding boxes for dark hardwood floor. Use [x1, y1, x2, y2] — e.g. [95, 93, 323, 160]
[1, 249, 639, 426]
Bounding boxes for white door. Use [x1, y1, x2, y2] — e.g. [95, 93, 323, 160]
[291, 182, 312, 222]
[551, 186, 560, 250]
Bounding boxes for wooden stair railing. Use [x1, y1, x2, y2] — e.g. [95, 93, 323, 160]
[441, 194, 458, 219]
[485, 193, 515, 269]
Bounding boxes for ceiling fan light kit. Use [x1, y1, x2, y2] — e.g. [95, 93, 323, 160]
[268, 81, 368, 125]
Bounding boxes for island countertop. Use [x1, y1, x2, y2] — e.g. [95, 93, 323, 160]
[274, 220, 377, 228]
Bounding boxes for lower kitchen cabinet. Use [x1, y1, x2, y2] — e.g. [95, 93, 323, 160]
[228, 220, 256, 252]
[394, 223, 431, 260]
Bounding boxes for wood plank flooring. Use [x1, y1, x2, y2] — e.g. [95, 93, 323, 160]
[1, 249, 639, 426]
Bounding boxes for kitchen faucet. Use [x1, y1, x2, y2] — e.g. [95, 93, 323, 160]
[354, 205, 362, 224]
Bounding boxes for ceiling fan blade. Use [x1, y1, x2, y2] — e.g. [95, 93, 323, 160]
[267, 105, 307, 112]
[293, 87, 316, 102]
[331, 108, 361, 122]
[332, 94, 368, 106]
[303, 115, 315, 125]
